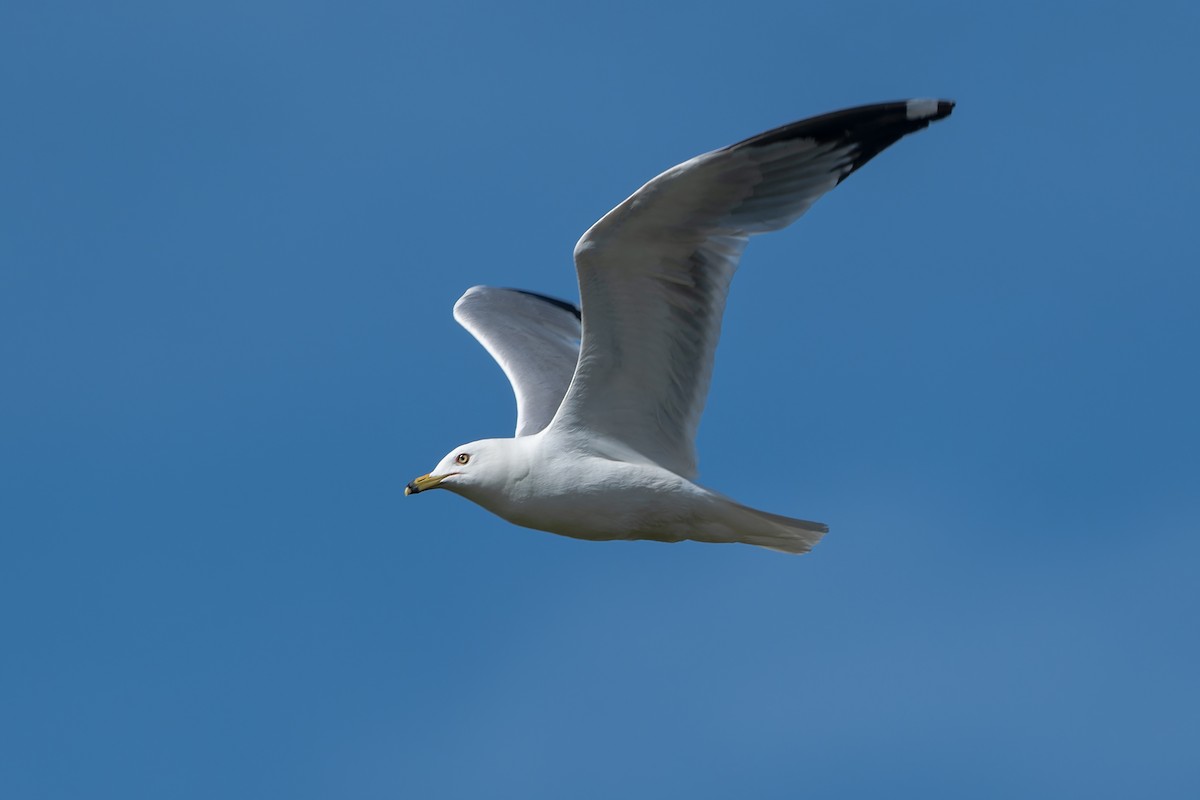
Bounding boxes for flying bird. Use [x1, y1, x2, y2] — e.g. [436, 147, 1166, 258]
[407, 99, 954, 553]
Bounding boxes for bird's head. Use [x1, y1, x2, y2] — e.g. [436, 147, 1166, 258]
[405, 438, 514, 500]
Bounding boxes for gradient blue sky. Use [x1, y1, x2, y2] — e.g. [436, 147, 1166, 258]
[3, 1, 1198, 798]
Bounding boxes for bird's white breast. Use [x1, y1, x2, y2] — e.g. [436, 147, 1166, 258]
[477, 439, 711, 542]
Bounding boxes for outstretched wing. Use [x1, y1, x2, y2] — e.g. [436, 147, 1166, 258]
[453, 286, 581, 436]
[548, 99, 955, 477]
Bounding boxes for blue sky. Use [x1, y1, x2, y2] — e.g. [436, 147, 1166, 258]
[2, 1, 1198, 797]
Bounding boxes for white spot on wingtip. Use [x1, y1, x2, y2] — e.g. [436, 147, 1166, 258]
[906, 98, 939, 120]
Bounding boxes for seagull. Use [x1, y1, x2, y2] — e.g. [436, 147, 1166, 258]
[407, 99, 954, 553]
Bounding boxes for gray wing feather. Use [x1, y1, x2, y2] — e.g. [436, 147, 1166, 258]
[549, 100, 954, 477]
[453, 286, 581, 437]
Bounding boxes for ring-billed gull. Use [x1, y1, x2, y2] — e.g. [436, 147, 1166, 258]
[407, 99, 954, 553]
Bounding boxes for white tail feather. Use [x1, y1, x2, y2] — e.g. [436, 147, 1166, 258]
[691, 495, 828, 554]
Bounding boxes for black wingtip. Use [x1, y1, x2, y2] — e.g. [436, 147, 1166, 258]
[508, 288, 582, 320]
[729, 99, 956, 152]
[720, 99, 955, 189]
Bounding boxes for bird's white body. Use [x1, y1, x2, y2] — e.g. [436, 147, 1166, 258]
[424, 432, 827, 552]
[408, 100, 954, 553]
[456, 435, 713, 541]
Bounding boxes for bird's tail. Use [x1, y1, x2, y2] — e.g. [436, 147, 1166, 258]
[706, 496, 829, 554]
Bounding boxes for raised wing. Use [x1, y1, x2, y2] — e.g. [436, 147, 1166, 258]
[549, 100, 954, 477]
[453, 286, 581, 436]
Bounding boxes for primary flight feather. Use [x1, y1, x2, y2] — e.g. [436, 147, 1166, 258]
[407, 99, 954, 553]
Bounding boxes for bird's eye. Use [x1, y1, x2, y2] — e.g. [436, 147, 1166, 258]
[456, 453, 470, 465]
